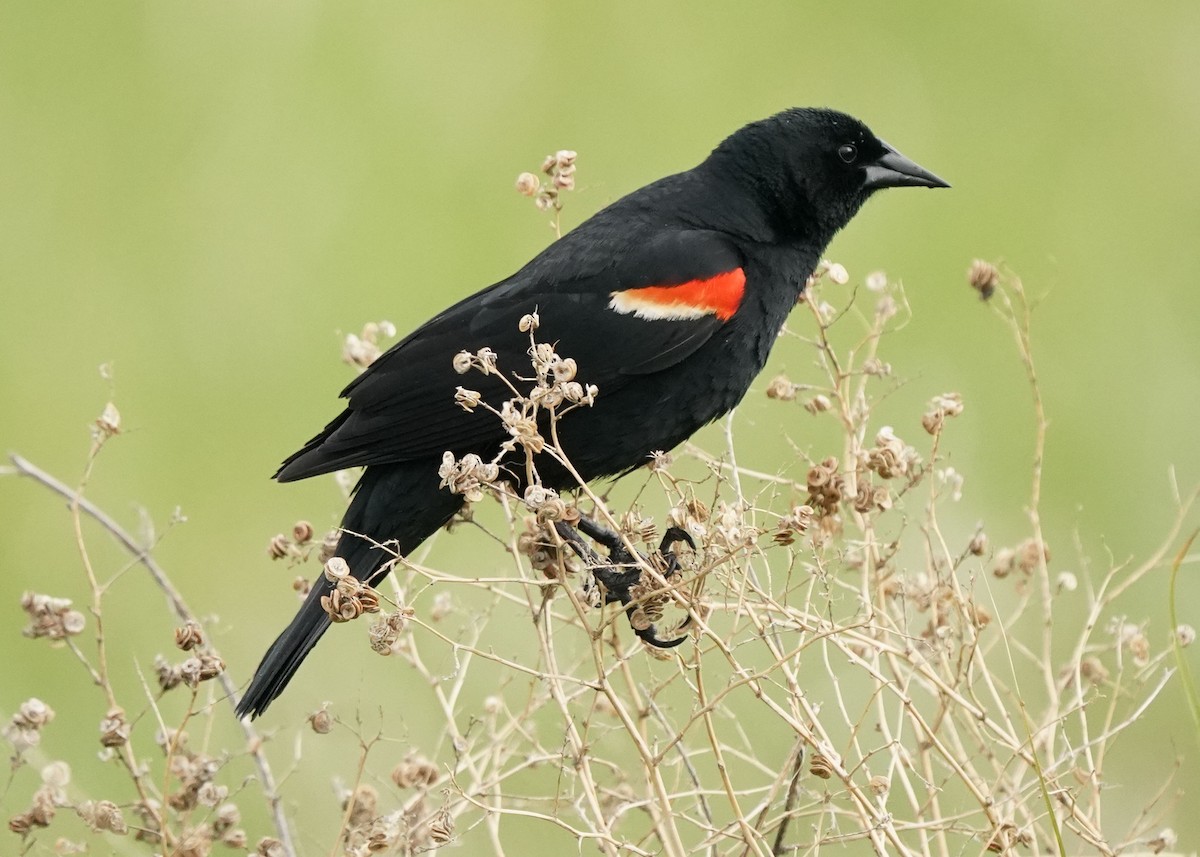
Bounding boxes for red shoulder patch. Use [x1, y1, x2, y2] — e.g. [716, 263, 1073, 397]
[608, 268, 746, 322]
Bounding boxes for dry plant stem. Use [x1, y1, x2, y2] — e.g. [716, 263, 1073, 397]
[646, 696, 717, 857]
[693, 647, 770, 857]
[538, 618, 637, 857]
[997, 280, 1063, 748]
[7, 452, 298, 857]
[450, 784, 655, 856]
[807, 293, 973, 852]
[680, 445, 804, 492]
[494, 495, 630, 857]
[6, 268, 1180, 854]
[161, 692, 197, 821]
[423, 268, 1187, 853]
[504, 480, 689, 856]
[804, 282, 1080, 852]
[767, 741, 805, 856]
[329, 725, 379, 857]
[997, 279, 1089, 853]
[748, 622, 911, 853]
[59, 441, 168, 835]
[388, 595, 510, 856]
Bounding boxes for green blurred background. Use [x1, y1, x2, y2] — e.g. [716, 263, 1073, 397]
[3, 1, 1198, 850]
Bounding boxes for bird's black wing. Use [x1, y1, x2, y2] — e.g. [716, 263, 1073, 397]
[275, 228, 746, 480]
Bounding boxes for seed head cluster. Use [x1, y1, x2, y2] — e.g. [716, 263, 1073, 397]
[7, 761, 70, 836]
[154, 620, 226, 692]
[342, 320, 397, 370]
[515, 149, 578, 213]
[20, 591, 86, 641]
[443, 318, 600, 509]
[3, 698, 55, 757]
[319, 557, 382, 623]
[968, 259, 1001, 300]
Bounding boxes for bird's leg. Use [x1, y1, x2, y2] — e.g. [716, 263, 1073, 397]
[553, 517, 694, 648]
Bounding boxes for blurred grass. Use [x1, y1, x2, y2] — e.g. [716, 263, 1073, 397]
[2, 0, 1198, 848]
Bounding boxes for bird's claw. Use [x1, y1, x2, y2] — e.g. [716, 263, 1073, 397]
[553, 517, 693, 648]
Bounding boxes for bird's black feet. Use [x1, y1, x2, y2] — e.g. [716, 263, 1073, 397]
[554, 516, 695, 648]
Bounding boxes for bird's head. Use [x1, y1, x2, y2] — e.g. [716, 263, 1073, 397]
[704, 107, 949, 243]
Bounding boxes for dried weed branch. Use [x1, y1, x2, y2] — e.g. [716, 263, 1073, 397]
[7, 449, 297, 857]
[3, 260, 1195, 857]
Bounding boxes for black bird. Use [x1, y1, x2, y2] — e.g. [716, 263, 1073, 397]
[237, 108, 948, 718]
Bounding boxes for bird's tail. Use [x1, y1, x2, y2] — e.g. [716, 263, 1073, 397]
[235, 462, 463, 719]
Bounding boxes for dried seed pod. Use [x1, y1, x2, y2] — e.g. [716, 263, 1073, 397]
[515, 172, 540, 197]
[154, 655, 184, 691]
[430, 592, 454, 621]
[807, 463, 833, 490]
[809, 753, 835, 779]
[765, 374, 798, 401]
[369, 610, 410, 654]
[804, 394, 831, 414]
[1079, 655, 1109, 685]
[256, 837, 286, 857]
[197, 781, 228, 808]
[392, 754, 440, 789]
[309, 705, 333, 729]
[267, 533, 290, 560]
[197, 653, 225, 680]
[862, 356, 892, 376]
[318, 529, 340, 564]
[1148, 828, 1177, 854]
[342, 785, 378, 828]
[222, 829, 248, 848]
[179, 657, 204, 688]
[552, 357, 577, 382]
[174, 621, 204, 651]
[95, 402, 122, 438]
[212, 803, 241, 835]
[323, 556, 351, 582]
[429, 808, 454, 844]
[685, 498, 710, 522]
[99, 708, 130, 748]
[454, 387, 482, 411]
[77, 799, 128, 834]
[968, 259, 1000, 300]
[61, 610, 86, 636]
[1015, 538, 1050, 573]
[992, 547, 1015, 578]
[1127, 632, 1150, 666]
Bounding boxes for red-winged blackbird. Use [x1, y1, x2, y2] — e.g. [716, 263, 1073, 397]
[237, 108, 948, 718]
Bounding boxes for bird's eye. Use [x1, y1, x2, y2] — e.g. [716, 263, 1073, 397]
[837, 143, 858, 164]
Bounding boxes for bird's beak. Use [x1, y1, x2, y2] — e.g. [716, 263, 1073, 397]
[863, 143, 950, 190]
